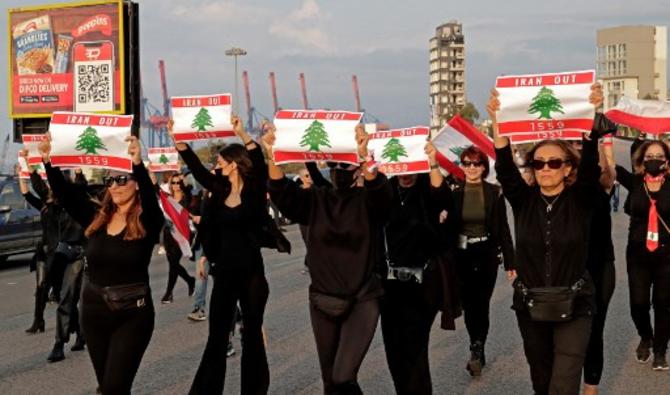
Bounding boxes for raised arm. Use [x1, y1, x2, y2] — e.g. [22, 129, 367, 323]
[267, 177, 312, 225]
[364, 172, 393, 222]
[19, 170, 43, 211]
[615, 164, 634, 191]
[168, 120, 219, 191]
[306, 162, 332, 188]
[127, 136, 164, 239]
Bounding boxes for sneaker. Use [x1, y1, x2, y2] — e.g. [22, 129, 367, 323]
[161, 294, 173, 304]
[188, 308, 207, 322]
[226, 342, 236, 358]
[636, 339, 653, 363]
[652, 353, 669, 371]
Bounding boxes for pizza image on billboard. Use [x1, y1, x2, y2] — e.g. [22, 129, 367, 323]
[8, 0, 125, 118]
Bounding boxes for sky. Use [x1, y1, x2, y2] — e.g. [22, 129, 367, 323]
[2, 0, 670, 149]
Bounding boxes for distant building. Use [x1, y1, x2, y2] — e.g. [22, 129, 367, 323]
[596, 25, 667, 111]
[430, 21, 465, 133]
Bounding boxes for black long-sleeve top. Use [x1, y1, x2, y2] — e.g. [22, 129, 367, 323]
[269, 174, 393, 299]
[45, 162, 164, 286]
[495, 137, 600, 311]
[178, 145, 268, 273]
[616, 164, 670, 247]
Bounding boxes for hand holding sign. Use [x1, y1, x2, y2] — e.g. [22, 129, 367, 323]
[355, 124, 369, 159]
[425, 141, 438, 164]
[126, 136, 142, 166]
[38, 133, 52, 163]
[260, 121, 277, 157]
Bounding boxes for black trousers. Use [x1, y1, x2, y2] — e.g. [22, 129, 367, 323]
[583, 260, 615, 385]
[31, 260, 49, 325]
[517, 311, 592, 395]
[54, 257, 85, 343]
[165, 251, 193, 296]
[310, 297, 379, 395]
[455, 241, 498, 345]
[190, 267, 269, 395]
[626, 243, 670, 354]
[380, 269, 439, 395]
[81, 280, 155, 395]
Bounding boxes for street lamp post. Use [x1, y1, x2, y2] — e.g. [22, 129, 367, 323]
[225, 47, 247, 116]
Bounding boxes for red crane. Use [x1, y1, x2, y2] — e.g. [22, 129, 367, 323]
[269, 72, 279, 114]
[299, 72, 309, 110]
[352, 75, 362, 113]
[242, 70, 254, 131]
[148, 60, 170, 129]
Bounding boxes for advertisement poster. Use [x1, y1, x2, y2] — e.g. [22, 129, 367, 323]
[8, 0, 125, 118]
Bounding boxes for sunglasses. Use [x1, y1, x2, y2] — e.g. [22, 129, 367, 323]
[461, 160, 484, 168]
[102, 175, 134, 187]
[529, 158, 569, 171]
[327, 162, 358, 171]
[171, 181, 181, 185]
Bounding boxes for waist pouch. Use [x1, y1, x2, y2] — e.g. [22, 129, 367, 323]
[516, 277, 585, 322]
[87, 279, 150, 312]
[55, 242, 83, 262]
[309, 276, 377, 319]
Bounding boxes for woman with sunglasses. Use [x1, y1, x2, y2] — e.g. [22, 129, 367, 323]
[169, 116, 271, 394]
[487, 84, 610, 395]
[448, 146, 514, 377]
[38, 134, 164, 394]
[263, 123, 392, 394]
[614, 140, 670, 371]
[159, 172, 196, 304]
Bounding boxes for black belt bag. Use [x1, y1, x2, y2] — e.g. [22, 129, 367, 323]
[517, 277, 585, 322]
[55, 242, 83, 262]
[87, 279, 150, 312]
[309, 277, 376, 319]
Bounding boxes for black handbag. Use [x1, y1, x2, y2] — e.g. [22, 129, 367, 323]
[517, 278, 585, 322]
[54, 242, 82, 262]
[309, 292, 354, 319]
[100, 283, 150, 311]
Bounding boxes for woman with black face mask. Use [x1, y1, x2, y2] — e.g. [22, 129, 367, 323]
[263, 122, 393, 395]
[615, 140, 670, 371]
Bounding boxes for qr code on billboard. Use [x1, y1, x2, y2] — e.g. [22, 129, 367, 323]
[77, 64, 111, 103]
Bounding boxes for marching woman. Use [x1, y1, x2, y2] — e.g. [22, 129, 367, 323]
[449, 145, 515, 376]
[38, 134, 164, 394]
[170, 116, 271, 394]
[488, 83, 608, 395]
[263, 123, 393, 395]
[615, 140, 670, 371]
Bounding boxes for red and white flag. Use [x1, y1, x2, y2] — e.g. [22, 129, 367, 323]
[272, 110, 363, 165]
[18, 153, 46, 179]
[171, 94, 234, 142]
[158, 190, 192, 258]
[148, 147, 179, 172]
[367, 127, 430, 176]
[496, 70, 595, 143]
[22, 134, 47, 166]
[433, 115, 496, 180]
[49, 112, 133, 172]
[605, 96, 670, 135]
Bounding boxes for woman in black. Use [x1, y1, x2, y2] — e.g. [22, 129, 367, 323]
[39, 134, 164, 394]
[449, 145, 514, 376]
[615, 140, 670, 371]
[488, 85, 606, 394]
[160, 172, 196, 304]
[170, 116, 271, 394]
[263, 124, 392, 395]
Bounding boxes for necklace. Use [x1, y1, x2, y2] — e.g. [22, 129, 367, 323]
[397, 185, 411, 206]
[540, 190, 563, 213]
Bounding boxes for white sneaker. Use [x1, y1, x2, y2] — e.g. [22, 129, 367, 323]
[188, 309, 207, 321]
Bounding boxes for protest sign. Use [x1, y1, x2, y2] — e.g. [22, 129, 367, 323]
[171, 94, 234, 142]
[148, 147, 179, 172]
[367, 126, 430, 175]
[49, 111, 133, 171]
[496, 70, 595, 142]
[272, 110, 363, 165]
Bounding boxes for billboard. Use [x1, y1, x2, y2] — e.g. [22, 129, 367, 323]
[8, 0, 126, 118]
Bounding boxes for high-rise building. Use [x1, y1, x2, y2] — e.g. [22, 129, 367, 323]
[596, 25, 667, 111]
[430, 21, 465, 133]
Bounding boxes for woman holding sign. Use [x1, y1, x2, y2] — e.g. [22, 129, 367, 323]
[487, 84, 610, 395]
[263, 123, 393, 395]
[38, 134, 164, 395]
[169, 116, 271, 395]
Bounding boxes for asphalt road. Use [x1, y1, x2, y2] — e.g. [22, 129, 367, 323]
[1, 140, 669, 394]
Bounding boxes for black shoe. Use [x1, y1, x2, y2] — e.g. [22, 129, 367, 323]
[466, 342, 484, 377]
[71, 335, 86, 351]
[188, 277, 196, 297]
[653, 353, 669, 371]
[47, 342, 65, 363]
[25, 320, 45, 334]
[636, 338, 653, 363]
[161, 293, 173, 304]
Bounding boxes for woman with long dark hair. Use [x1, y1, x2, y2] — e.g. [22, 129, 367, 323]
[487, 84, 610, 394]
[449, 145, 514, 376]
[170, 116, 271, 394]
[263, 123, 393, 394]
[38, 134, 164, 394]
[615, 140, 670, 371]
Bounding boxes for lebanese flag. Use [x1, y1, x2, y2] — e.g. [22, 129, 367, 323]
[158, 190, 192, 258]
[605, 96, 670, 135]
[171, 94, 235, 142]
[433, 114, 496, 180]
[367, 126, 431, 175]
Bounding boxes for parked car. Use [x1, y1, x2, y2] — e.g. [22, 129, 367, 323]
[0, 177, 41, 262]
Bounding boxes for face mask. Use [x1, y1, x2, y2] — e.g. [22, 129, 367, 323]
[331, 169, 356, 190]
[643, 159, 667, 176]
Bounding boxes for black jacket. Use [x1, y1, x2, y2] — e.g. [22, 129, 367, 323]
[448, 180, 515, 270]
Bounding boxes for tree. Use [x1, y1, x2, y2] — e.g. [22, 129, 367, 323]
[528, 86, 564, 119]
[191, 107, 214, 132]
[300, 120, 331, 152]
[75, 126, 107, 155]
[381, 138, 408, 162]
[159, 154, 170, 164]
[459, 102, 480, 123]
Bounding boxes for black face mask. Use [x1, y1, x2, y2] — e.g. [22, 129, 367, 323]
[331, 169, 356, 190]
[643, 159, 667, 176]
